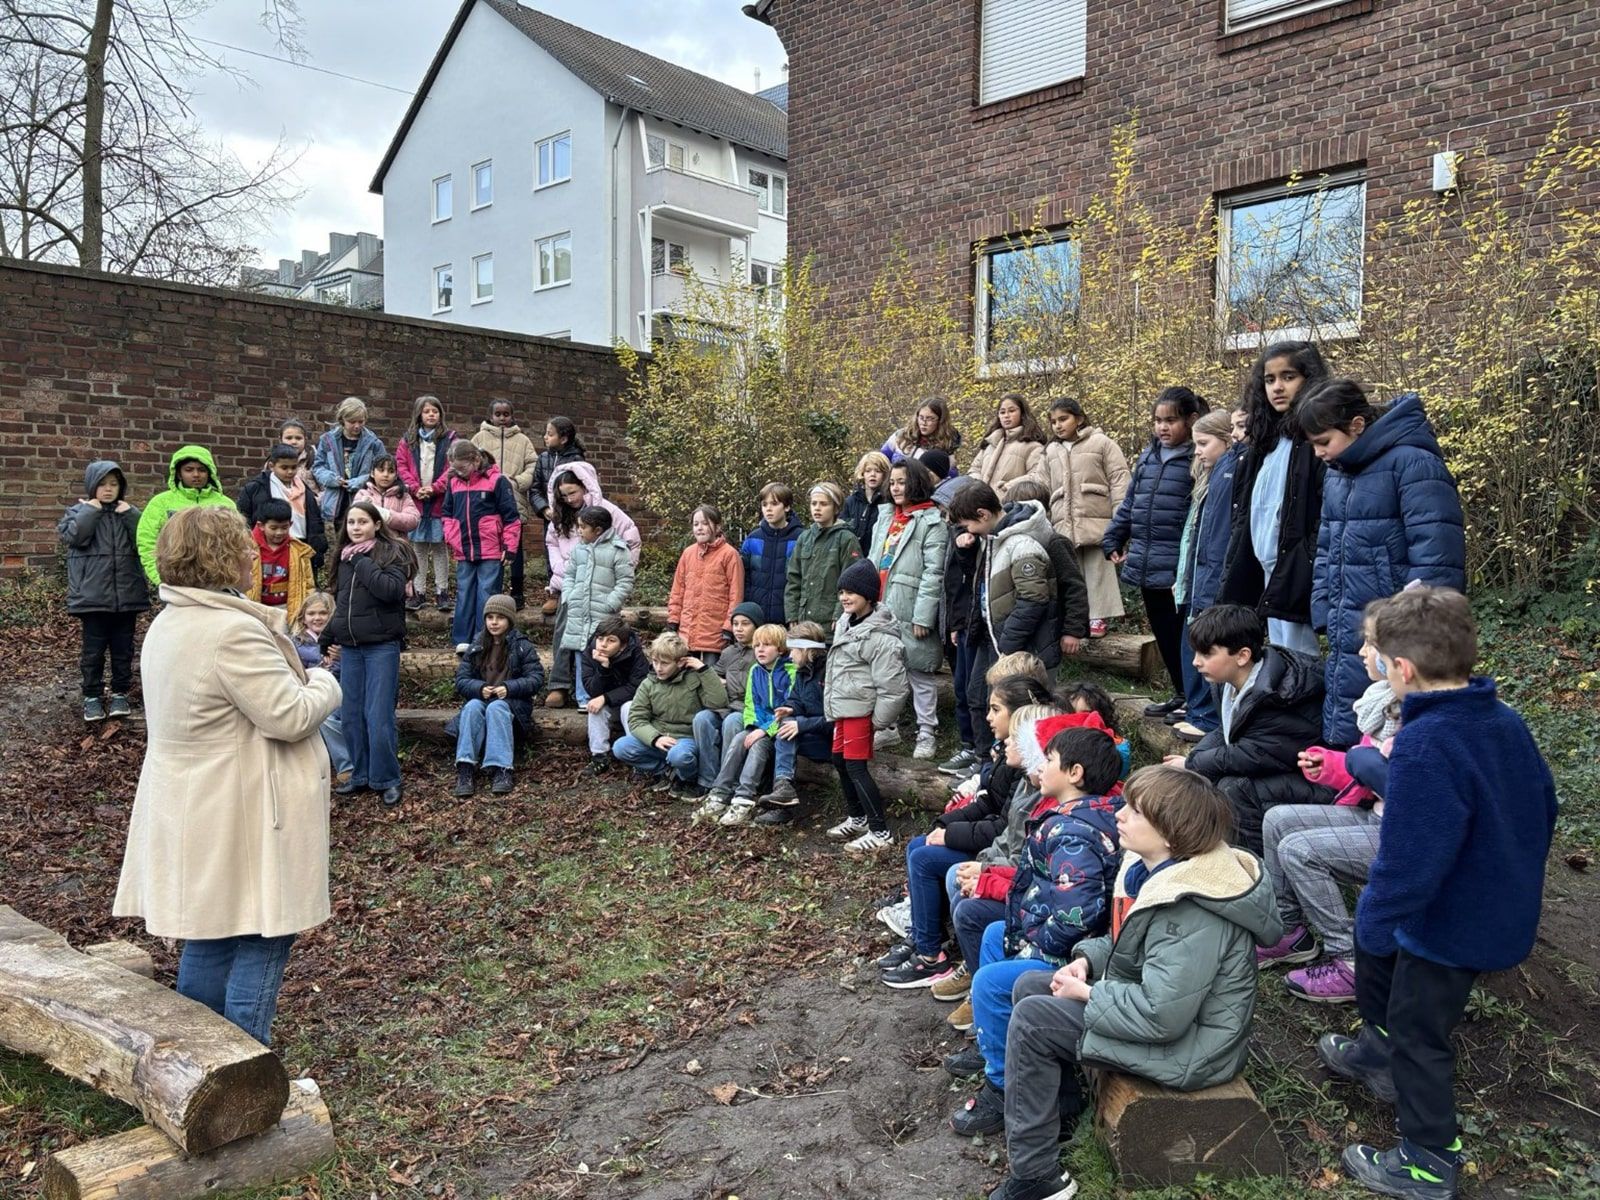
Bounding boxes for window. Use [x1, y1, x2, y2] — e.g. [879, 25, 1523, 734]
[472, 161, 492, 209]
[750, 261, 784, 308]
[647, 133, 685, 171]
[432, 175, 452, 222]
[1225, 0, 1346, 33]
[471, 254, 493, 303]
[433, 264, 453, 312]
[536, 233, 572, 289]
[1217, 174, 1366, 347]
[748, 168, 787, 217]
[974, 229, 1080, 368]
[651, 237, 688, 276]
[316, 281, 350, 305]
[979, 0, 1087, 106]
[536, 133, 571, 188]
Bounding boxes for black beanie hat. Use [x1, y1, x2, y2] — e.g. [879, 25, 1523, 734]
[837, 559, 881, 604]
[918, 448, 951, 480]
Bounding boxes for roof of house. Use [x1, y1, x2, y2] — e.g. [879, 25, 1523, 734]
[370, 0, 787, 194]
[756, 80, 788, 112]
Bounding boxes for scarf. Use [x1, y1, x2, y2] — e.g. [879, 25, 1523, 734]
[270, 472, 307, 537]
[340, 537, 376, 561]
[877, 501, 932, 589]
[1353, 679, 1400, 740]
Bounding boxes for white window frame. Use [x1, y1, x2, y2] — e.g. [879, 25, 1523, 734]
[433, 263, 453, 313]
[973, 228, 1079, 375]
[536, 132, 572, 189]
[432, 174, 453, 223]
[1215, 171, 1367, 351]
[647, 133, 686, 172]
[978, 0, 1088, 107]
[748, 167, 787, 217]
[651, 236, 688, 276]
[535, 232, 573, 291]
[471, 160, 493, 210]
[315, 281, 350, 305]
[1224, 0, 1347, 34]
[750, 260, 784, 308]
[471, 253, 493, 304]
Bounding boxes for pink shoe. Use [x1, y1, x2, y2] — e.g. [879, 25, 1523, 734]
[1089, 618, 1108, 638]
[1256, 925, 1319, 967]
[1286, 957, 1357, 1004]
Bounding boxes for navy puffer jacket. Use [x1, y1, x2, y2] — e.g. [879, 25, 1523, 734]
[1184, 442, 1243, 614]
[1102, 439, 1193, 589]
[740, 515, 803, 625]
[1313, 393, 1465, 745]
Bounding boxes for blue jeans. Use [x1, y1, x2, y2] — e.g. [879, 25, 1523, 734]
[320, 712, 351, 775]
[614, 712, 719, 783]
[773, 729, 831, 780]
[693, 709, 744, 789]
[906, 835, 972, 955]
[953, 893, 1007, 972]
[1179, 607, 1219, 732]
[972, 920, 1054, 1088]
[340, 640, 402, 789]
[452, 558, 503, 645]
[572, 652, 590, 705]
[456, 698, 515, 769]
[177, 934, 297, 1046]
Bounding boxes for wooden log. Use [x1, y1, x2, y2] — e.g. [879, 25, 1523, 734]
[395, 705, 954, 810]
[81, 942, 155, 980]
[1111, 694, 1185, 762]
[0, 906, 289, 1155]
[43, 1077, 334, 1200]
[1077, 633, 1161, 682]
[407, 603, 669, 634]
[1094, 1070, 1286, 1188]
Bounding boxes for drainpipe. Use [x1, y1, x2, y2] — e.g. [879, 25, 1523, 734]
[610, 105, 634, 347]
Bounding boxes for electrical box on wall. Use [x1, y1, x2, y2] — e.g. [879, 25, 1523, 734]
[1432, 150, 1462, 193]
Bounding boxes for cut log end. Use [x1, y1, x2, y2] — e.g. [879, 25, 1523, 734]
[1095, 1071, 1286, 1188]
[145, 1051, 291, 1156]
[80, 942, 155, 980]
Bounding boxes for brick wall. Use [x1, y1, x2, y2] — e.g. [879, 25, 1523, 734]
[0, 259, 649, 572]
[762, 0, 1600, 318]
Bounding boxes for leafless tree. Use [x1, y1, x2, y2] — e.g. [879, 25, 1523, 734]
[0, 0, 305, 285]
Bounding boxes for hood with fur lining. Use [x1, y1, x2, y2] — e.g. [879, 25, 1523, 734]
[1112, 842, 1280, 945]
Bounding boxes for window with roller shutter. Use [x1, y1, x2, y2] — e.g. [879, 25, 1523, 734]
[1225, 0, 1348, 33]
[978, 0, 1088, 106]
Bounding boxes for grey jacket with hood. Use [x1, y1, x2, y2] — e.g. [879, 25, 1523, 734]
[58, 461, 150, 615]
[823, 604, 910, 728]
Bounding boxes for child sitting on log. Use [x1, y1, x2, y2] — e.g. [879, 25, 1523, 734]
[988, 765, 1282, 1200]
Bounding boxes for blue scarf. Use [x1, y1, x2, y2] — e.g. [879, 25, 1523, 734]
[1124, 857, 1179, 900]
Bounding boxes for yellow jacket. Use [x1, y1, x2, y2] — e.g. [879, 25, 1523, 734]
[248, 536, 316, 627]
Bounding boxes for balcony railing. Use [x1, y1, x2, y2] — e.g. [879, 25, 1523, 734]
[642, 164, 760, 237]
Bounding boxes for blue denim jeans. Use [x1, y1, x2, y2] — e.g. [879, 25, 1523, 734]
[613, 733, 702, 781]
[953, 894, 1007, 973]
[452, 558, 503, 645]
[572, 653, 590, 705]
[906, 835, 972, 955]
[456, 697, 515, 769]
[177, 934, 297, 1046]
[972, 920, 1054, 1088]
[319, 711, 351, 775]
[773, 729, 832, 780]
[1179, 606, 1219, 732]
[340, 640, 402, 789]
[692, 709, 744, 789]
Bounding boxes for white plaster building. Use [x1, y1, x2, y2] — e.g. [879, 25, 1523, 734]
[370, 0, 788, 348]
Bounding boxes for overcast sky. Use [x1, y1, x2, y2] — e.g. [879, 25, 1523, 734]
[185, 0, 786, 264]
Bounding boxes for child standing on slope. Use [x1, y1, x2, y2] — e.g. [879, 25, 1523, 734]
[741, 482, 803, 625]
[440, 440, 521, 655]
[136, 445, 236, 587]
[667, 504, 744, 666]
[355, 455, 421, 537]
[394, 395, 457, 612]
[60, 460, 149, 721]
[471, 401, 538, 610]
[1170, 409, 1240, 742]
[785, 482, 862, 635]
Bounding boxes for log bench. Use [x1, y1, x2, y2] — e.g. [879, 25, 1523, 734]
[406, 603, 669, 635]
[1093, 1069, 1285, 1188]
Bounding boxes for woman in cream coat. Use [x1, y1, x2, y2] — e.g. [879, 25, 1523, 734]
[114, 506, 341, 1046]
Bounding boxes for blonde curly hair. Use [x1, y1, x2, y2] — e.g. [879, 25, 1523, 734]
[156, 506, 254, 590]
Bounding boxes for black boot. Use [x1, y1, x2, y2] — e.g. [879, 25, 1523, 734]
[453, 763, 476, 798]
[491, 767, 514, 795]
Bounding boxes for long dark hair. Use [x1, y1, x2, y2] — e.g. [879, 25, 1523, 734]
[987, 393, 1046, 444]
[1296, 377, 1380, 437]
[368, 454, 410, 497]
[547, 416, 586, 456]
[405, 394, 453, 461]
[332, 500, 417, 585]
[895, 397, 959, 454]
[550, 469, 589, 538]
[1242, 340, 1330, 450]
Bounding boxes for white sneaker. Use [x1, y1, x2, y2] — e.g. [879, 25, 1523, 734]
[913, 732, 937, 760]
[843, 828, 895, 856]
[826, 815, 869, 840]
[873, 726, 902, 750]
[876, 897, 912, 939]
[718, 800, 756, 827]
[454, 643, 471, 655]
[691, 794, 730, 825]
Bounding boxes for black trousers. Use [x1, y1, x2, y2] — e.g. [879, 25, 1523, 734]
[1356, 944, 1478, 1150]
[79, 611, 138, 696]
[502, 545, 526, 607]
[1141, 586, 1186, 696]
[833, 753, 887, 832]
[965, 626, 998, 743]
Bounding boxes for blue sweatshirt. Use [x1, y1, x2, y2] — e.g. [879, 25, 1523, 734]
[1355, 678, 1556, 971]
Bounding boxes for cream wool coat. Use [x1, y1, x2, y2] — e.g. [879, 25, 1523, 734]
[967, 428, 1046, 501]
[114, 586, 342, 940]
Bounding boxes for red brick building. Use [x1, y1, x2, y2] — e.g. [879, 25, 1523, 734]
[747, 0, 1600, 366]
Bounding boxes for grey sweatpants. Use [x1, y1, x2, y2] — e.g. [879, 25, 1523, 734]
[1004, 970, 1088, 1183]
[1262, 803, 1381, 959]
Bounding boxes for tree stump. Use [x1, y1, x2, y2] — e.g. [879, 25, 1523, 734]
[0, 906, 289, 1155]
[1094, 1070, 1286, 1188]
[43, 1077, 334, 1200]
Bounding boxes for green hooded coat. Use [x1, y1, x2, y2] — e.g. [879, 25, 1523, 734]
[784, 521, 862, 635]
[136, 445, 237, 585]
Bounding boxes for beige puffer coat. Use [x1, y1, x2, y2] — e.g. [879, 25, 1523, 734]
[1029, 428, 1132, 547]
[968, 428, 1046, 501]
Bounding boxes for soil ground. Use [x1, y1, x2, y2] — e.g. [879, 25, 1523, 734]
[2, 601, 1599, 1200]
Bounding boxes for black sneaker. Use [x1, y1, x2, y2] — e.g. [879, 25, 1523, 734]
[988, 1172, 1080, 1200]
[1318, 1026, 1398, 1104]
[1162, 707, 1190, 725]
[649, 773, 676, 794]
[1144, 695, 1185, 717]
[753, 807, 793, 826]
[756, 777, 799, 807]
[942, 1045, 985, 1077]
[379, 784, 402, 808]
[872, 888, 908, 911]
[882, 952, 956, 990]
[83, 696, 106, 723]
[583, 754, 610, 776]
[107, 694, 133, 718]
[669, 778, 705, 801]
[950, 1079, 1006, 1135]
[1341, 1137, 1463, 1199]
[453, 763, 476, 798]
[491, 767, 514, 795]
[875, 941, 915, 970]
[937, 747, 981, 775]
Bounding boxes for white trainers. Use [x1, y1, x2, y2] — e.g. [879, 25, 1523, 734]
[913, 732, 937, 760]
[843, 828, 895, 856]
[826, 815, 869, 840]
[872, 726, 902, 750]
[876, 897, 912, 939]
[718, 800, 756, 827]
[691, 794, 731, 825]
